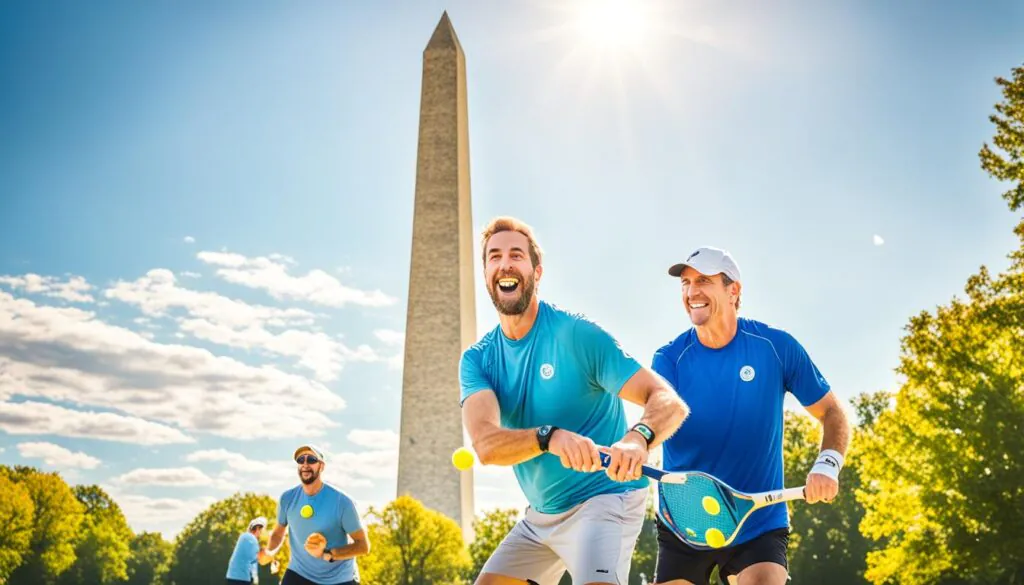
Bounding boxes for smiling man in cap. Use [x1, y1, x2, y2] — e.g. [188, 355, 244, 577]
[651, 246, 853, 585]
[265, 444, 370, 585]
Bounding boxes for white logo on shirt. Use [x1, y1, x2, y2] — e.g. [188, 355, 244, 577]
[739, 365, 755, 382]
[540, 363, 555, 380]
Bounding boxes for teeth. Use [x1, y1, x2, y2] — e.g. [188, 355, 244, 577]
[498, 278, 518, 286]
[690, 303, 708, 309]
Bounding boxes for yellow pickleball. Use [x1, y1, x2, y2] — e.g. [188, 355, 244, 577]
[300, 504, 313, 518]
[702, 496, 721, 516]
[452, 447, 475, 470]
[705, 528, 726, 548]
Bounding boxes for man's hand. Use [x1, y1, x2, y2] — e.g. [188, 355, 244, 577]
[804, 471, 839, 504]
[304, 532, 327, 557]
[602, 434, 648, 482]
[549, 429, 602, 472]
[257, 548, 273, 565]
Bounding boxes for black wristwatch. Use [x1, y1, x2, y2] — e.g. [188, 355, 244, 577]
[536, 425, 558, 452]
[630, 422, 655, 447]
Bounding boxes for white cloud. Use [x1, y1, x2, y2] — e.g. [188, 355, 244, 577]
[105, 269, 314, 328]
[114, 466, 215, 487]
[16, 441, 102, 469]
[347, 429, 399, 450]
[873, 234, 885, 246]
[373, 329, 404, 346]
[0, 400, 193, 445]
[0, 290, 345, 440]
[180, 271, 201, 279]
[183, 236, 196, 244]
[105, 269, 379, 381]
[197, 251, 397, 308]
[0, 274, 94, 303]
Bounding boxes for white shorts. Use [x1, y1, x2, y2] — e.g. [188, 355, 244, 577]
[480, 488, 648, 585]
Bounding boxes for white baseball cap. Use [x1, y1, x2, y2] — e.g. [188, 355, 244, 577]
[293, 443, 326, 463]
[668, 246, 742, 282]
[248, 516, 268, 531]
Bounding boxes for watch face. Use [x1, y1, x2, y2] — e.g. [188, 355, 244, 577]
[539, 426, 551, 436]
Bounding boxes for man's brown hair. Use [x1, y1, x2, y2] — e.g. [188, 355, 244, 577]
[480, 216, 543, 268]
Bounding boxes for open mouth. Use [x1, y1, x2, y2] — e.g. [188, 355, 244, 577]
[496, 277, 520, 294]
[689, 301, 708, 310]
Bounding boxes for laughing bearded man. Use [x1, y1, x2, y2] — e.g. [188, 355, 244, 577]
[459, 216, 689, 585]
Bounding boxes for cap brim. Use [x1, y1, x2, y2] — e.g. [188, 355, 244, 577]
[667, 263, 687, 277]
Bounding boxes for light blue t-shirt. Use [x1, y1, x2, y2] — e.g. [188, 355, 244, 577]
[225, 532, 259, 582]
[277, 482, 364, 583]
[652, 318, 830, 546]
[460, 300, 648, 514]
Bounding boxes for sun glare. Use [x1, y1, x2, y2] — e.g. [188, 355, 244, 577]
[572, 0, 652, 52]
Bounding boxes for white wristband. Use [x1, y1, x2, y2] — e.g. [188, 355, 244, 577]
[810, 449, 844, 481]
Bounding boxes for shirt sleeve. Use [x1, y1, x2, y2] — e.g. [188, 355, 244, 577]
[778, 330, 831, 406]
[244, 533, 259, 561]
[340, 495, 365, 535]
[573, 317, 642, 395]
[652, 350, 677, 390]
[276, 491, 288, 527]
[459, 347, 493, 406]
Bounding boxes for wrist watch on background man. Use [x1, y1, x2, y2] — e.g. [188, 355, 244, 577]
[630, 422, 655, 447]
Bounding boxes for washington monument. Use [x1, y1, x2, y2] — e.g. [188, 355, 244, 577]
[396, 12, 476, 541]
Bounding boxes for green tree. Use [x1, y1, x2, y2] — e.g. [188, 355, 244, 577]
[4, 466, 85, 585]
[56, 485, 134, 585]
[979, 64, 1024, 211]
[464, 508, 519, 582]
[856, 62, 1024, 585]
[166, 492, 283, 585]
[0, 469, 36, 583]
[124, 532, 173, 585]
[359, 495, 470, 585]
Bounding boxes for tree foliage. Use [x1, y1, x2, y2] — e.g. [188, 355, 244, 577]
[57, 485, 134, 585]
[979, 64, 1024, 212]
[3, 466, 85, 585]
[359, 495, 470, 585]
[124, 532, 173, 585]
[0, 469, 36, 584]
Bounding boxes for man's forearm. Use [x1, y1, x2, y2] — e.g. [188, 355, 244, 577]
[328, 539, 369, 560]
[820, 404, 852, 456]
[266, 530, 285, 555]
[472, 425, 542, 466]
[632, 387, 688, 449]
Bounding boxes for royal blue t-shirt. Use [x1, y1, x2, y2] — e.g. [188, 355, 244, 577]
[460, 300, 648, 514]
[277, 482, 364, 583]
[652, 318, 830, 546]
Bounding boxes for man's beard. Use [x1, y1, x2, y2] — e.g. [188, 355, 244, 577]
[299, 468, 320, 485]
[488, 270, 536, 315]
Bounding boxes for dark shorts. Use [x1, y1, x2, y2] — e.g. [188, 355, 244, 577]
[655, 517, 789, 584]
[225, 580, 252, 585]
[280, 569, 358, 585]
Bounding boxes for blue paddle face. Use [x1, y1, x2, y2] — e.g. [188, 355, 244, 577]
[657, 473, 755, 548]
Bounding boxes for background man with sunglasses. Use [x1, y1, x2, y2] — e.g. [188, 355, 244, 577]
[265, 444, 370, 585]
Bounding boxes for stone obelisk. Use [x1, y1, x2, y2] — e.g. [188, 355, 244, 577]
[396, 11, 476, 542]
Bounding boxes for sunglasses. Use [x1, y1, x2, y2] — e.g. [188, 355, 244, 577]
[296, 455, 320, 465]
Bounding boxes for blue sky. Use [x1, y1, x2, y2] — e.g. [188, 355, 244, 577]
[1, 0, 1022, 538]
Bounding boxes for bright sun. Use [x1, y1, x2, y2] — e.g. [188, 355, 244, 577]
[572, 0, 652, 52]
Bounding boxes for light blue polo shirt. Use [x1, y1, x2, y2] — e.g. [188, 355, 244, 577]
[225, 531, 259, 582]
